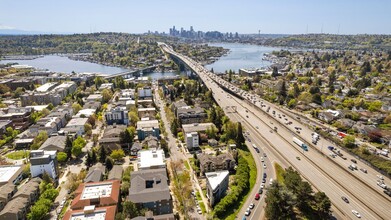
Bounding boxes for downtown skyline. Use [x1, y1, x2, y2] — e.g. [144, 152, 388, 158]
[0, 0, 390, 35]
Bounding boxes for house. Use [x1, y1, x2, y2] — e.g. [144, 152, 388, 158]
[0, 183, 17, 212]
[318, 111, 336, 123]
[14, 138, 34, 149]
[186, 132, 199, 150]
[13, 178, 41, 206]
[137, 99, 154, 108]
[0, 196, 30, 220]
[137, 149, 165, 170]
[61, 117, 88, 136]
[131, 142, 142, 156]
[105, 107, 129, 125]
[128, 168, 173, 215]
[138, 87, 152, 100]
[176, 107, 207, 125]
[39, 136, 66, 152]
[63, 205, 117, 220]
[138, 108, 156, 120]
[99, 83, 114, 91]
[84, 163, 106, 183]
[0, 120, 13, 136]
[86, 94, 103, 102]
[206, 170, 229, 206]
[74, 109, 96, 118]
[108, 165, 123, 181]
[70, 180, 120, 210]
[198, 153, 236, 174]
[142, 136, 159, 149]
[0, 107, 32, 131]
[0, 165, 24, 186]
[30, 150, 59, 181]
[136, 120, 160, 141]
[29, 116, 63, 136]
[182, 123, 215, 136]
[120, 89, 135, 99]
[171, 100, 187, 116]
[83, 101, 101, 111]
[99, 125, 127, 152]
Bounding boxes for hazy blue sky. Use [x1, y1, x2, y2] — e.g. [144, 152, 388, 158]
[1, 0, 390, 34]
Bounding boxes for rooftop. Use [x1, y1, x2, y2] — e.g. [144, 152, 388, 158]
[36, 82, 58, 93]
[0, 165, 23, 184]
[63, 205, 117, 220]
[66, 118, 88, 127]
[136, 120, 159, 130]
[182, 123, 214, 134]
[137, 149, 165, 169]
[81, 182, 113, 200]
[205, 170, 229, 191]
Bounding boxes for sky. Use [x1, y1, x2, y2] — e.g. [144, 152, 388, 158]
[1, 0, 390, 35]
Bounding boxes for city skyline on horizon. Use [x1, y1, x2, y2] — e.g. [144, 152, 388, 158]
[1, 0, 390, 35]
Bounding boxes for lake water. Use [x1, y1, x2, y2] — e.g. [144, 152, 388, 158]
[0, 43, 280, 78]
[206, 43, 281, 73]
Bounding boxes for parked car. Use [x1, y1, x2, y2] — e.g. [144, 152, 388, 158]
[255, 193, 260, 200]
[351, 159, 357, 163]
[249, 203, 255, 209]
[383, 190, 391, 197]
[359, 168, 367, 173]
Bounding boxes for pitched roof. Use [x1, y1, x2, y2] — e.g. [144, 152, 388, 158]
[84, 163, 106, 183]
[0, 183, 16, 200]
[108, 165, 123, 181]
[0, 196, 29, 214]
[39, 136, 66, 151]
[102, 125, 127, 138]
[128, 168, 170, 203]
[63, 205, 117, 220]
[13, 177, 41, 199]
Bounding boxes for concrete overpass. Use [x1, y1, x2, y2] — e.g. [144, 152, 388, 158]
[159, 42, 391, 220]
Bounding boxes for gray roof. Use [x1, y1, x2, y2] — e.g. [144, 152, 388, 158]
[182, 123, 214, 134]
[0, 196, 29, 215]
[129, 168, 170, 203]
[108, 165, 123, 180]
[102, 125, 127, 138]
[84, 163, 105, 183]
[39, 136, 66, 151]
[0, 183, 16, 200]
[131, 142, 142, 151]
[13, 177, 41, 199]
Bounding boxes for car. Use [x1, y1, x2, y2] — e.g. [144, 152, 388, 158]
[296, 156, 301, 160]
[351, 159, 357, 163]
[263, 153, 267, 157]
[242, 216, 247, 220]
[260, 183, 265, 189]
[245, 209, 251, 216]
[263, 163, 267, 169]
[255, 193, 260, 200]
[359, 168, 367, 173]
[263, 173, 267, 178]
[256, 126, 259, 129]
[352, 210, 361, 218]
[255, 148, 260, 153]
[269, 178, 274, 185]
[249, 203, 255, 209]
[198, 210, 202, 214]
[258, 188, 263, 194]
[246, 115, 249, 118]
[341, 196, 349, 203]
[262, 178, 266, 183]
[377, 175, 384, 180]
[384, 190, 391, 197]
[260, 157, 264, 162]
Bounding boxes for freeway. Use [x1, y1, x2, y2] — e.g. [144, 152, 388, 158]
[160, 43, 391, 219]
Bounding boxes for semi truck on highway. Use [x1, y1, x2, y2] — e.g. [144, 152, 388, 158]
[293, 137, 308, 151]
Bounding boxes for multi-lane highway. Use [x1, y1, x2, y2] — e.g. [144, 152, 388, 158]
[159, 43, 391, 219]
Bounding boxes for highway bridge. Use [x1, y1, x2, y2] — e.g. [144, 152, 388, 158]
[159, 42, 391, 220]
[103, 65, 157, 80]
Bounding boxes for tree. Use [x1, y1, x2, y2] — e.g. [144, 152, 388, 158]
[46, 103, 54, 111]
[170, 119, 178, 137]
[41, 188, 59, 201]
[128, 111, 139, 125]
[110, 149, 125, 161]
[84, 123, 92, 136]
[343, 135, 356, 148]
[367, 100, 382, 112]
[205, 125, 218, 139]
[236, 122, 245, 147]
[85, 150, 93, 167]
[120, 128, 133, 144]
[31, 131, 48, 150]
[271, 66, 279, 77]
[57, 152, 68, 163]
[91, 149, 97, 164]
[102, 88, 113, 103]
[27, 199, 51, 220]
[105, 156, 114, 170]
[71, 144, 83, 157]
[99, 146, 107, 163]
[0, 84, 11, 94]
[87, 114, 96, 127]
[64, 136, 72, 159]
[72, 103, 82, 114]
[279, 80, 287, 98]
[265, 182, 295, 220]
[123, 201, 141, 218]
[313, 192, 331, 218]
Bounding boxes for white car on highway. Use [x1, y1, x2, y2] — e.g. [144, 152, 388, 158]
[352, 210, 361, 218]
[263, 163, 267, 169]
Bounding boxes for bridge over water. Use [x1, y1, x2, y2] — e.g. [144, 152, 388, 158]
[103, 65, 157, 80]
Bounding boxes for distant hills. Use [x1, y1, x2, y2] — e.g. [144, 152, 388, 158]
[0, 29, 71, 35]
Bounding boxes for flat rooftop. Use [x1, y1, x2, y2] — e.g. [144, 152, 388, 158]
[36, 82, 57, 92]
[138, 149, 165, 169]
[206, 170, 229, 191]
[0, 165, 23, 183]
[81, 182, 113, 200]
[66, 118, 88, 127]
[182, 123, 214, 134]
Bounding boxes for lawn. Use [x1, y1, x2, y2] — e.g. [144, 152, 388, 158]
[199, 201, 206, 214]
[6, 150, 30, 160]
[274, 162, 285, 184]
[184, 161, 190, 170]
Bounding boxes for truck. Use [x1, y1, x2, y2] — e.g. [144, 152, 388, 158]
[293, 137, 308, 151]
[311, 132, 320, 144]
